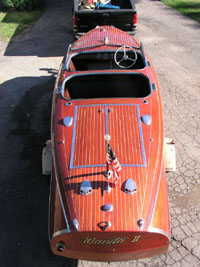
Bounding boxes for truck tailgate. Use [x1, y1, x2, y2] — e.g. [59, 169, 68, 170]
[77, 10, 134, 32]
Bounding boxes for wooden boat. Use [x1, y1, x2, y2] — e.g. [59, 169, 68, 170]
[47, 26, 171, 262]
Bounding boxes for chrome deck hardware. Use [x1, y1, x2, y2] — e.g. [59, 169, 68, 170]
[80, 180, 93, 195]
[106, 184, 111, 194]
[124, 179, 137, 194]
[137, 218, 144, 229]
[102, 204, 113, 212]
[73, 219, 79, 230]
[63, 116, 73, 127]
[141, 115, 151, 125]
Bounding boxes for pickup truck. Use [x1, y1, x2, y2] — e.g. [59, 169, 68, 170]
[72, 0, 137, 37]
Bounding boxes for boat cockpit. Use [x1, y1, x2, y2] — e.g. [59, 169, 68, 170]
[60, 44, 151, 100]
[62, 73, 151, 99]
[66, 50, 146, 71]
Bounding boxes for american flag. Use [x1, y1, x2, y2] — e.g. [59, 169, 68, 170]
[106, 144, 121, 185]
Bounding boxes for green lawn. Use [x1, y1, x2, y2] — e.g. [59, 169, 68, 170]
[162, 0, 200, 23]
[0, 9, 42, 41]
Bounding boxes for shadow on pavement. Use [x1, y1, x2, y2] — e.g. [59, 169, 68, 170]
[0, 75, 78, 267]
[3, 0, 75, 57]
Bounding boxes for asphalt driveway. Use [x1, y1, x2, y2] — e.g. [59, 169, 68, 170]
[0, 0, 200, 266]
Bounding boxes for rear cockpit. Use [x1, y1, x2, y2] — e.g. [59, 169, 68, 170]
[62, 73, 151, 99]
[60, 42, 152, 100]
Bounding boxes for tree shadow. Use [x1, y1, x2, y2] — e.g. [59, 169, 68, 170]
[162, 1, 200, 23]
[3, 0, 75, 57]
[1, 9, 42, 38]
[0, 74, 78, 267]
[171, 2, 200, 9]
[176, 2, 200, 23]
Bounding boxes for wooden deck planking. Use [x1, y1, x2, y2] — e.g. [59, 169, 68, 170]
[66, 103, 149, 231]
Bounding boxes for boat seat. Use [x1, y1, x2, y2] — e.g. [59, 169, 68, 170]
[65, 73, 151, 99]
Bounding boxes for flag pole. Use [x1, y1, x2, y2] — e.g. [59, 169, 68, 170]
[104, 134, 111, 174]
[104, 134, 111, 193]
[106, 143, 109, 173]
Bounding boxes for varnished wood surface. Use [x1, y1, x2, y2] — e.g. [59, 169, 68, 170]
[49, 26, 170, 261]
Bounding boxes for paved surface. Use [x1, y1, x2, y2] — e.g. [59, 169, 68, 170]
[0, 0, 200, 266]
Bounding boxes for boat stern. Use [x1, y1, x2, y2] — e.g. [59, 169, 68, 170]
[50, 230, 169, 262]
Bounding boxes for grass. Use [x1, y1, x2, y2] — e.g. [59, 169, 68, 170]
[0, 8, 42, 41]
[161, 0, 200, 23]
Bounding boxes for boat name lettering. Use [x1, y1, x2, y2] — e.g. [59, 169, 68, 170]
[82, 236, 141, 245]
[130, 235, 141, 243]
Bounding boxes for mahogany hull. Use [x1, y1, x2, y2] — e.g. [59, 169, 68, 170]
[49, 170, 169, 261]
[49, 26, 170, 261]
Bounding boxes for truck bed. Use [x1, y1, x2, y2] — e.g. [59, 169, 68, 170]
[73, 0, 137, 37]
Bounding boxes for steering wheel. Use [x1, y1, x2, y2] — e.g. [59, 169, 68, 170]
[114, 45, 137, 69]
